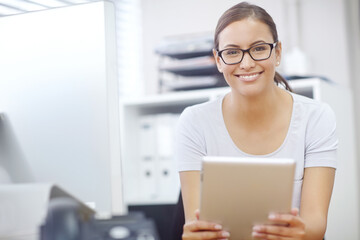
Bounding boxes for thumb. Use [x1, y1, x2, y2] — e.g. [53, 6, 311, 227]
[291, 208, 299, 216]
[195, 209, 200, 220]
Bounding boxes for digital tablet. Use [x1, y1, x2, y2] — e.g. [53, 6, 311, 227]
[199, 156, 295, 240]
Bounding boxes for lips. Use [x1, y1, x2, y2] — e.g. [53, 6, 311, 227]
[235, 72, 262, 82]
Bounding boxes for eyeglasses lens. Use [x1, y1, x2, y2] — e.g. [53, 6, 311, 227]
[221, 43, 272, 64]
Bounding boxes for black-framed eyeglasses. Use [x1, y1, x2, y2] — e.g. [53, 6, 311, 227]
[217, 42, 278, 65]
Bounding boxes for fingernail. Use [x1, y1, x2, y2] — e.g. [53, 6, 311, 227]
[269, 213, 276, 219]
[252, 231, 261, 237]
[222, 231, 230, 237]
[214, 224, 222, 230]
[252, 225, 261, 231]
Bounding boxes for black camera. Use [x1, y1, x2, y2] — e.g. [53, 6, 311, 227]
[40, 197, 159, 240]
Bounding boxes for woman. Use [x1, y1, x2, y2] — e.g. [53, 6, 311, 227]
[176, 2, 337, 240]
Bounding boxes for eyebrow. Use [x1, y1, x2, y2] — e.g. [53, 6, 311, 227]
[223, 40, 267, 49]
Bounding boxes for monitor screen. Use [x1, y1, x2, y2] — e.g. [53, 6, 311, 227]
[0, 2, 123, 214]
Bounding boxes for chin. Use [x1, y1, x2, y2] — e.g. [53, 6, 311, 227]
[232, 82, 271, 98]
[233, 86, 261, 97]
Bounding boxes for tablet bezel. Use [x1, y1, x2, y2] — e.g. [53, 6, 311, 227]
[199, 156, 295, 240]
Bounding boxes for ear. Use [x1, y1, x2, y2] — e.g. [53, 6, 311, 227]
[213, 49, 223, 73]
[275, 41, 282, 66]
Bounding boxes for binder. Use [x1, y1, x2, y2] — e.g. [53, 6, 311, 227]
[155, 114, 180, 203]
[138, 116, 158, 201]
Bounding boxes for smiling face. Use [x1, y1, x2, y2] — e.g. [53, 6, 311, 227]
[214, 18, 282, 97]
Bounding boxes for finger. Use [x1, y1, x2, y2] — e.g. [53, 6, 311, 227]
[290, 208, 299, 216]
[253, 223, 306, 240]
[184, 220, 223, 232]
[253, 224, 292, 237]
[252, 231, 293, 240]
[182, 230, 230, 240]
[268, 213, 303, 226]
[195, 209, 200, 220]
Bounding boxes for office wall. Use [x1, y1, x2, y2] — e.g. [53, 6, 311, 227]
[345, 0, 360, 229]
[141, 0, 351, 94]
[300, 0, 350, 85]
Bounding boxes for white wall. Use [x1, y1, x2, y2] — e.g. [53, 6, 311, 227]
[300, 0, 351, 86]
[345, 0, 360, 229]
[141, 0, 351, 93]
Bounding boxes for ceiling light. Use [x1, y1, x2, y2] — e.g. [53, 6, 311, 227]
[26, 0, 67, 8]
[0, 4, 23, 15]
[64, 0, 93, 3]
[0, 0, 45, 11]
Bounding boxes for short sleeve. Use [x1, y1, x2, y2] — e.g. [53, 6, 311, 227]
[175, 107, 206, 172]
[305, 103, 338, 168]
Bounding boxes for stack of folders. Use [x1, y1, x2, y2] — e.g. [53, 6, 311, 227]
[138, 113, 181, 204]
[155, 33, 214, 59]
[159, 56, 225, 91]
[156, 33, 227, 91]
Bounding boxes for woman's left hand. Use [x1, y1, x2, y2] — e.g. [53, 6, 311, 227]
[252, 208, 306, 240]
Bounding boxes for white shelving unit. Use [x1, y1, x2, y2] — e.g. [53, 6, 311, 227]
[120, 78, 358, 240]
[120, 87, 229, 206]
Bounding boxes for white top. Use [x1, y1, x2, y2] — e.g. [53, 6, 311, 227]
[175, 91, 338, 209]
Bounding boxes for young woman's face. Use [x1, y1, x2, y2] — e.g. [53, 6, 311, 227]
[214, 18, 281, 97]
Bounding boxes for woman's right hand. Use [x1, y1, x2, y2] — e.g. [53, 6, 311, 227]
[182, 210, 230, 240]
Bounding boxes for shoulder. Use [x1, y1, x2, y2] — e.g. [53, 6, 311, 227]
[291, 92, 336, 122]
[290, 91, 337, 145]
[291, 91, 325, 108]
[291, 93, 339, 168]
[179, 95, 222, 123]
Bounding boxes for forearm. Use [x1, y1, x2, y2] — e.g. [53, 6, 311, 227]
[302, 214, 327, 240]
[180, 171, 201, 221]
[300, 167, 335, 240]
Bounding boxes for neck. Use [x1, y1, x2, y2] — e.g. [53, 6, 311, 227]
[224, 86, 283, 124]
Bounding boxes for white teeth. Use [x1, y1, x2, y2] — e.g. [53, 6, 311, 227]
[238, 73, 259, 80]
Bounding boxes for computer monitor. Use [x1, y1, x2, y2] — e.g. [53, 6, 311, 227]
[0, 2, 124, 214]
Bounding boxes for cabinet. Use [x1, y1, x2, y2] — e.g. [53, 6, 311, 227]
[120, 78, 358, 240]
[120, 87, 230, 205]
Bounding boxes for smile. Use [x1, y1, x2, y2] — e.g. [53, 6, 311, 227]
[235, 72, 262, 82]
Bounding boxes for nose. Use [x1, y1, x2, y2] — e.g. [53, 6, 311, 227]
[239, 52, 255, 70]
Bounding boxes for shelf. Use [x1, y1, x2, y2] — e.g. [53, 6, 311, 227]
[160, 64, 218, 76]
[157, 50, 213, 60]
[156, 33, 216, 91]
[155, 33, 213, 60]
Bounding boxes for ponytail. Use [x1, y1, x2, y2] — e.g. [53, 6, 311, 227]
[274, 72, 292, 92]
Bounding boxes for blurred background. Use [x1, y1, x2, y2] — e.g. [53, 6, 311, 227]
[0, 0, 359, 239]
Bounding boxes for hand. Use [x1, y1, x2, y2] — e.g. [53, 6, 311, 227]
[182, 209, 230, 240]
[252, 208, 306, 240]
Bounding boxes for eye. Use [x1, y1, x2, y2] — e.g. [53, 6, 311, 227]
[223, 49, 241, 56]
[252, 45, 268, 52]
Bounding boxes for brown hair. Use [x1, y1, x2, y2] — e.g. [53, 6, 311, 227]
[214, 2, 292, 91]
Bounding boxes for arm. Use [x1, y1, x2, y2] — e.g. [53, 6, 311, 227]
[252, 167, 335, 240]
[180, 171, 201, 222]
[180, 171, 230, 240]
[253, 102, 337, 239]
[300, 167, 335, 239]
